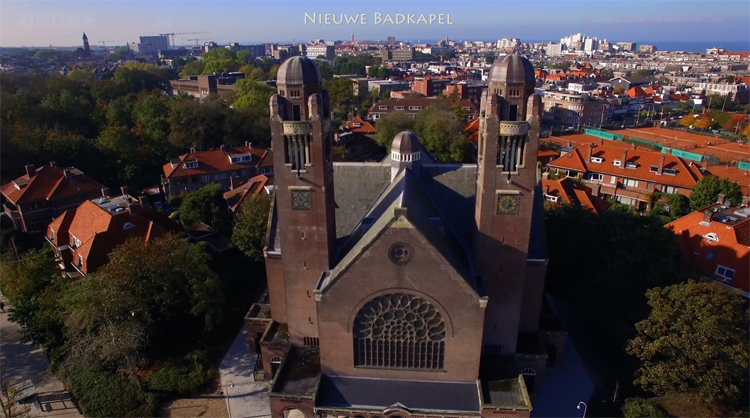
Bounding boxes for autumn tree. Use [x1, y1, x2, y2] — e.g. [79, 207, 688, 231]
[692, 114, 711, 129]
[627, 280, 749, 407]
[231, 195, 271, 262]
[678, 114, 695, 127]
[689, 175, 743, 210]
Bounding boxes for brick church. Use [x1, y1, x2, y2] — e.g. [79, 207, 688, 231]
[245, 54, 567, 418]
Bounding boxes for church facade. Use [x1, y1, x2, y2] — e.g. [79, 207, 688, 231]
[245, 55, 567, 418]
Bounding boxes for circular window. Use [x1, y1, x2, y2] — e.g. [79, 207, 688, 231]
[388, 242, 414, 266]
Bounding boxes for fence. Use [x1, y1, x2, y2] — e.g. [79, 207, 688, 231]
[739, 161, 750, 172]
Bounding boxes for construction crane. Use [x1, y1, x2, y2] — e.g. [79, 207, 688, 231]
[98, 40, 118, 48]
[159, 32, 209, 49]
[187, 38, 211, 48]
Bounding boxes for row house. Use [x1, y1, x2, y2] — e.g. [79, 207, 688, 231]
[161, 144, 273, 198]
[547, 144, 704, 211]
[46, 190, 183, 277]
[367, 98, 478, 121]
[1, 163, 104, 232]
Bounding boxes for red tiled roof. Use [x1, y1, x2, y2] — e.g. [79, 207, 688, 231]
[666, 205, 750, 293]
[542, 177, 611, 214]
[548, 144, 704, 189]
[343, 117, 377, 134]
[162, 146, 272, 179]
[626, 86, 649, 98]
[48, 198, 183, 275]
[0, 165, 103, 205]
[223, 174, 273, 212]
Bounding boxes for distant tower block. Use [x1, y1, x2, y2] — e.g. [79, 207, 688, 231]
[82, 32, 91, 56]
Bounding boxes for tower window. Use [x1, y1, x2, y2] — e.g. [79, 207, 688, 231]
[353, 293, 445, 370]
[497, 135, 526, 172]
[290, 90, 301, 99]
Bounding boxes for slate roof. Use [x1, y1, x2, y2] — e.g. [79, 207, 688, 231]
[317, 374, 481, 413]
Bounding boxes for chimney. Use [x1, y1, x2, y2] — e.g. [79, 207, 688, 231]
[189, 147, 196, 154]
[657, 155, 664, 175]
[717, 193, 726, 205]
[544, 185, 550, 194]
[63, 169, 73, 178]
[590, 182, 601, 197]
[598, 138, 604, 145]
[620, 149, 627, 167]
[49, 161, 57, 168]
[101, 187, 109, 197]
[702, 211, 712, 224]
[220, 144, 225, 152]
[631, 143, 637, 150]
[230, 176, 242, 190]
[25, 164, 36, 178]
[586, 144, 593, 162]
[245, 141, 253, 149]
[741, 195, 750, 207]
[120, 186, 129, 197]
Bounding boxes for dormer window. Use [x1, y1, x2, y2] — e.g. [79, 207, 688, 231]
[184, 161, 199, 169]
[613, 159, 622, 167]
[49, 229, 55, 240]
[353, 122, 362, 127]
[70, 234, 81, 249]
[590, 157, 603, 163]
[649, 165, 659, 172]
[704, 232, 719, 243]
[545, 194, 560, 202]
[625, 161, 638, 169]
[663, 167, 678, 175]
[379, 105, 388, 110]
[77, 255, 84, 268]
[123, 222, 136, 230]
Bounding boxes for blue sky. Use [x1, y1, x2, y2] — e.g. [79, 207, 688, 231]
[1, 0, 748, 47]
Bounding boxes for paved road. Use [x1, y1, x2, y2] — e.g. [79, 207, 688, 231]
[529, 295, 595, 418]
[219, 326, 271, 418]
[0, 297, 82, 417]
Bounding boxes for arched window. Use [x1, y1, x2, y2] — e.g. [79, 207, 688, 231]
[521, 368, 536, 376]
[353, 293, 445, 370]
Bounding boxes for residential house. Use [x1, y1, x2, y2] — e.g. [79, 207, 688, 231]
[609, 76, 658, 91]
[46, 191, 183, 277]
[541, 177, 611, 214]
[665, 196, 750, 296]
[161, 144, 273, 198]
[546, 144, 705, 211]
[368, 98, 478, 121]
[1, 163, 104, 232]
[223, 174, 274, 213]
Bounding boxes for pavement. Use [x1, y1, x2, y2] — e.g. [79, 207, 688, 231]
[529, 295, 595, 418]
[0, 297, 82, 417]
[218, 326, 271, 418]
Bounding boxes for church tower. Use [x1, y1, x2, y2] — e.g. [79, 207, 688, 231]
[269, 56, 336, 344]
[82, 33, 91, 57]
[475, 54, 542, 353]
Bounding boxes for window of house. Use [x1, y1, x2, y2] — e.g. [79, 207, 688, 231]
[646, 182, 653, 190]
[663, 185, 677, 194]
[379, 105, 388, 110]
[184, 161, 198, 169]
[70, 234, 81, 249]
[394, 106, 404, 110]
[49, 230, 55, 240]
[202, 175, 210, 182]
[715, 265, 735, 281]
[353, 122, 362, 127]
[624, 179, 639, 188]
[588, 173, 603, 181]
[610, 176, 617, 184]
[77, 255, 84, 267]
[215, 173, 228, 180]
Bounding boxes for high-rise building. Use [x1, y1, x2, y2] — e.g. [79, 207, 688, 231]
[638, 45, 657, 54]
[616, 42, 637, 52]
[388, 36, 396, 46]
[139, 35, 170, 54]
[305, 43, 336, 61]
[244, 54, 567, 418]
[583, 38, 598, 52]
[545, 43, 564, 56]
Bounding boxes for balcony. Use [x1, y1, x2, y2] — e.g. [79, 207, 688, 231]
[282, 121, 311, 135]
[498, 121, 529, 136]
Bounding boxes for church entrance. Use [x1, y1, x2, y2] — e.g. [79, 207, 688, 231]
[284, 409, 306, 418]
[270, 356, 282, 377]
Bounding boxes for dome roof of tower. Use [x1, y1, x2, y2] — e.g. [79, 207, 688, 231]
[276, 56, 322, 86]
[488, 54, 536, 85]
[391, 131, 421, 154]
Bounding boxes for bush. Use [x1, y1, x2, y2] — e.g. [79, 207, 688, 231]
[145, 351, 214, 395]
[65, 366, 156, 417]
[621, 397, 667, 417]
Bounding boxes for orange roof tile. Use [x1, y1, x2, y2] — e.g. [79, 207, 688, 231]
[344, 117, 377, 134]
[223, 174, 273, 212]
[0, 165, 103, 205]
[162, 146, 271, 179]
[542, 178, 611, 214]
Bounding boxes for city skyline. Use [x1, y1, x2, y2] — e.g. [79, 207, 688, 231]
[1, 0, 749, 48]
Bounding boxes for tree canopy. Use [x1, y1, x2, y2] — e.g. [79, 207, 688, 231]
[413, 105, 468, 162]
[689, 175, 743, 210]
[374, 111, 415, 148]
[231, 195, 271, 261]
[175, 183, 232, 229]
[626, 280, 749, 407]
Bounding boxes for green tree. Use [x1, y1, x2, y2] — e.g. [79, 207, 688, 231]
[413, 105, 468, 162]
[179, 60, 205, 78]
[323, 77, 355, 109]
[621, 398, 667, 418]
[231, 195, 271, 261]
[633, 69, 653, 77]
[627, 280, 749, 407]
[177, 183, 232, 229]
[485, 52, 495, 64]
[168, 96, 227, 150]
[689, 175, 743, 210]
[374, 111, 415, 148]
[232, 79, 275, 113]
[674, 101, 694, 113]
[0, 248, 66, 351]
